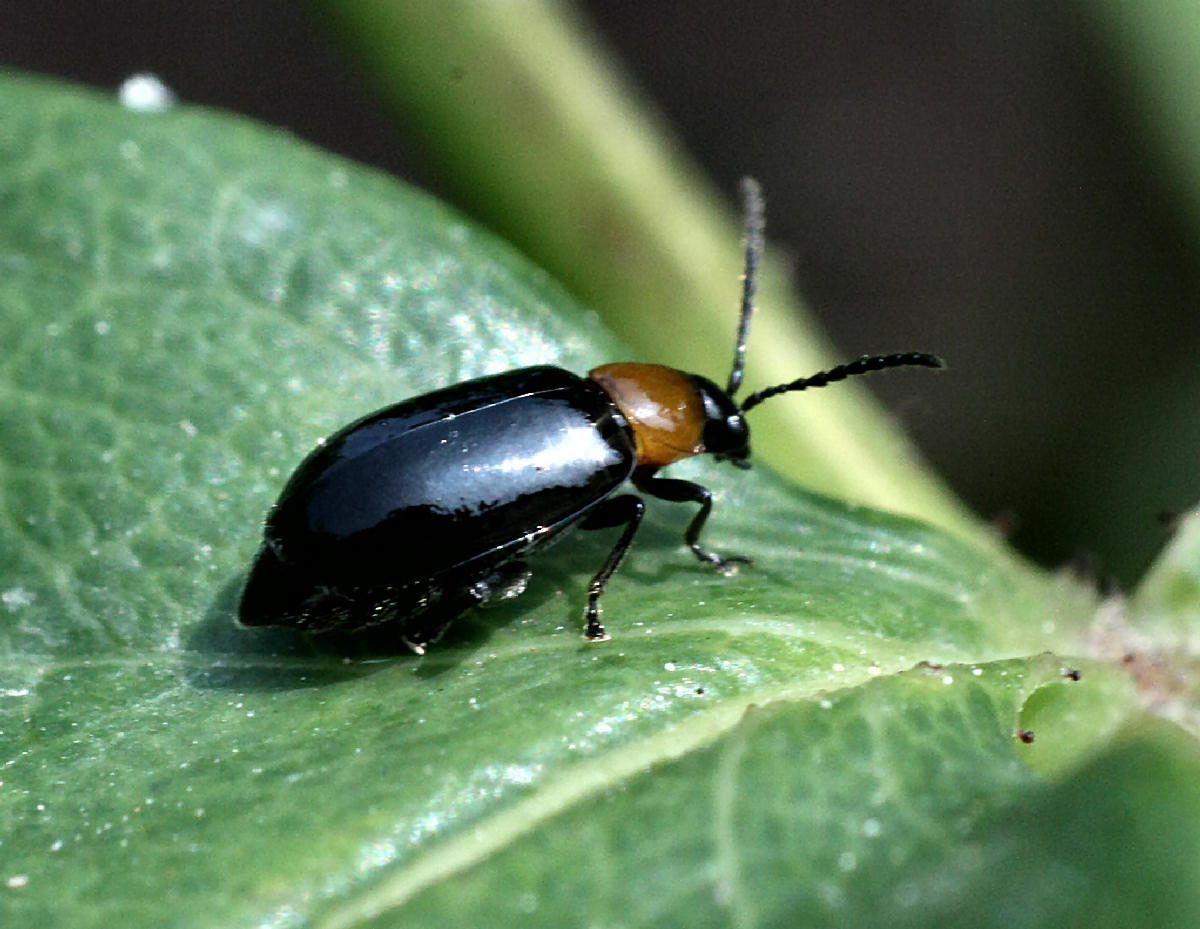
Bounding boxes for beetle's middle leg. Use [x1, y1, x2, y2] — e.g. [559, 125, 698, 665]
[577, 494, 645, 640]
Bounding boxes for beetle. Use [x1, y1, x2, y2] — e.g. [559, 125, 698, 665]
[238, 179, 942, 653]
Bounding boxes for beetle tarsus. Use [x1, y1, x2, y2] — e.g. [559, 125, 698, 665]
[584, 602, 609, 641]
[692, 545, 755, 575]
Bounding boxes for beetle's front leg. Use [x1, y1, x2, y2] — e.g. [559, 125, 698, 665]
[577, 494, 646, 640]
[632, 471, 754, 574]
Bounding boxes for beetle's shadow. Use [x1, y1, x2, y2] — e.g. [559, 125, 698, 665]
[184, 570, 558, 692]
[187, 511, 702, 693]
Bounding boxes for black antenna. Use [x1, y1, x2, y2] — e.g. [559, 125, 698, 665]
[740, 352, 944, 413]
[725, 177, 765, 398]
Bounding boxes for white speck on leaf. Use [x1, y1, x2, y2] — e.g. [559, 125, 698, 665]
[1, 588, 35, 611]
[118, 73, 176, 112]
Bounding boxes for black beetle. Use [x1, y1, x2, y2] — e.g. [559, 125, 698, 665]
[238, 179, 941, 652]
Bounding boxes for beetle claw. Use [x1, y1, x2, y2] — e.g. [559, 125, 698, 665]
[584, 601, 608, 641]
[714, 555, 754, 576]
[693, 546, 755, 575]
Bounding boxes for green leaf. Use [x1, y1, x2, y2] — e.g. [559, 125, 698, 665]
[339, 662, 1181, 929]
[0, 73, 1186, 929]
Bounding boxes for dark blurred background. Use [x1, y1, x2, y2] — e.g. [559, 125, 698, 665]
[4, 1, 1198, 586]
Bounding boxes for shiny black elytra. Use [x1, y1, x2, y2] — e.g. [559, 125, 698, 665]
[238, 179, 942, 653]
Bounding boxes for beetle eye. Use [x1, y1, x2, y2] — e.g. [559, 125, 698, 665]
[702, 409, 749, 459]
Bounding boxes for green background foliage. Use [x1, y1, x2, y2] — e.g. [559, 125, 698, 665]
[0, 66, 1197, 928]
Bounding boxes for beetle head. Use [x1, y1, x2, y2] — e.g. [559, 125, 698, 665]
[692, 374, 751, 469]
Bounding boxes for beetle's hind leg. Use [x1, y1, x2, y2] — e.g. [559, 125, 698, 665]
[399, 561, 533, 654]
[633, 472, 754, 574]
[577, 494, 646, 640]
[471, 561, 533, 606]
